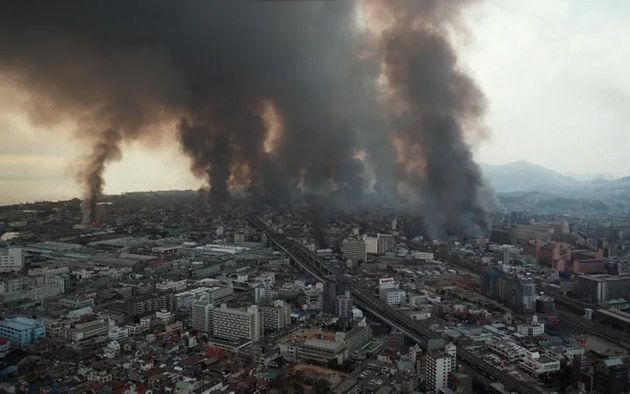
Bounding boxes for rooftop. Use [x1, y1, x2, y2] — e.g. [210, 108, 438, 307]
[577, 274, 630, 282]
[0, 317, 43, 330]
[303, 338, 346, 352]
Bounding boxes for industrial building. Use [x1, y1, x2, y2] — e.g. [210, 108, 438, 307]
[575, 274, 630, 304]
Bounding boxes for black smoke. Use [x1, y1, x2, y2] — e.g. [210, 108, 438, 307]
[0, 0, 490, 237]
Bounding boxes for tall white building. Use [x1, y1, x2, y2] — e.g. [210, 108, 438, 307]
[0, 247, 23, 273]
[364, 236, 378, 254]
[335, 291, 353, 319]
[425, 351, 452, 392]
[445, 342, 457, 372]
[212, 304, 263, 342]
[364, 234, 395, 255]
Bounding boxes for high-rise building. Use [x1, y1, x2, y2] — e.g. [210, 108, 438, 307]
[445, 342, 457, 372]
[342, 238, 366, 263]
[335, 291, 353, 320]
[323, 280, 338, 315]
[481, 269, 536, 313]
[365, 236, 378, 254]
[0, 317, 46, 348]
[304, 288, 323, 310]
[191, 299, 214, 333]
[377, 233, 396, 254]
[260, 299, 291, 332]
[480, 268, 499, 299]
[0, 247, 23, 273]
[425, 351, 452, 392]
[126, 292, 175, 318]
[212, 304, 263, 342]
[254, 284, 273, 304]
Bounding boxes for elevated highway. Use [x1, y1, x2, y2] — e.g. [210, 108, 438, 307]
[250, 218, 540, 393]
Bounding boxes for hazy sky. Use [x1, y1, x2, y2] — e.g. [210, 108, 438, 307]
[464, 0, 630, 178]
[1, 0, 629, 205]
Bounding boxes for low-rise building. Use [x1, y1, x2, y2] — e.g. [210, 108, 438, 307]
[156, 279, 187, 292]
[0, 337, 9, 357]
[519, 355, 561, 376]
[488, 340, 527, 363]
[335, 325, 372, 352]
[517, 315, 545, 337]
[0, 317, 46, 348]
[298, 338, 348, 365]
[379, 288, 406, 306]
[108, 326, 129, 341]
[412, 251, 434, 261]
[87, 369, 113, 383]
[62, 319, 108, 342]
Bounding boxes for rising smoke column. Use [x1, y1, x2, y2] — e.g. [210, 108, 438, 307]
[363, 0, 489, 236]
[0, 1, 185, 223]
[79, 128, 122, 223]
[0, 1, 489, 237]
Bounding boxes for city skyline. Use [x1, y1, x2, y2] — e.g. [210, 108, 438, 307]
[2, 3, 629, 393]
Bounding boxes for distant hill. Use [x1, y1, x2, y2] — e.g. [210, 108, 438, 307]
[480, 160, 577, 193]
[480, 161, 630, 215]
[618, 175, 630, 184]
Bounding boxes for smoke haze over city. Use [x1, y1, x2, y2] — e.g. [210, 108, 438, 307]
[0, 0, 489, 237]
[2, 1, 630, 235]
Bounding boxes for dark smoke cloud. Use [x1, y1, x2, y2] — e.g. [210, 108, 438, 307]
[0, 0, 490, 238]
[366, 0, 488, 236]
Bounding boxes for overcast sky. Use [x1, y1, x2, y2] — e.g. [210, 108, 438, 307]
[464, 0, 630, 178]
[1, 0, 629, 204]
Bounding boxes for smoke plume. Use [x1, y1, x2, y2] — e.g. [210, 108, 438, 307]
[0, 0, 489, 237]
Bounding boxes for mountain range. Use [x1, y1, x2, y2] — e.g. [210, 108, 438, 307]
[480, 160, 630, 193]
